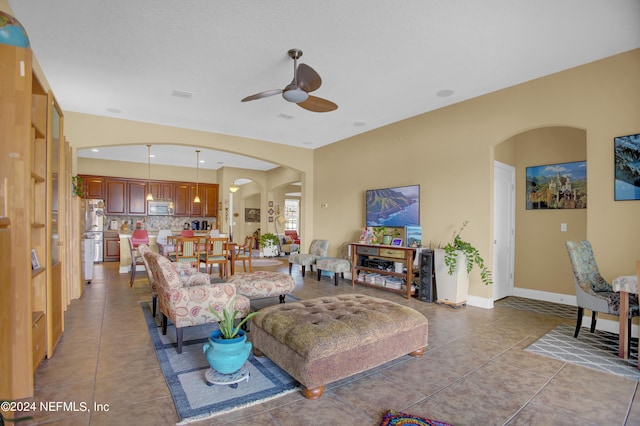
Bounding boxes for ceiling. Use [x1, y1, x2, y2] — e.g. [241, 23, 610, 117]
[7, 0, 640, 170]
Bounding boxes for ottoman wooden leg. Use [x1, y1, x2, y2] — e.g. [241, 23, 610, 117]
[301, 386, 325, 400]
[279, 294, 286, 303]
[253, 347, 264, 357]
[409, 347, 425, 357]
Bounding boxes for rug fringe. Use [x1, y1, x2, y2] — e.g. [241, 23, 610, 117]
[176, 387, 299, 425]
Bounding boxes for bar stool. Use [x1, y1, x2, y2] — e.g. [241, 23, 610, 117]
[129, 229, 149, 286]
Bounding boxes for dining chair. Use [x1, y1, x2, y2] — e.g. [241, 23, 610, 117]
[173, 236, 202, 269]
[128, 229, 149, 286]
[202, 237, 230, 277]
[234, 235, 254, 273]
[565, 240, 640, 348]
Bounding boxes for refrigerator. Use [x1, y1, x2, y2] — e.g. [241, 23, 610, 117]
[81, 199, 105, 270]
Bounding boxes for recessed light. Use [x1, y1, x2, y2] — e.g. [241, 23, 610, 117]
[91, 149, 99, 152]
[436, 89, 454, 97]
[106, 107, 121, 113]
[353, 121, 367, 127]
[149, 154, 155, 158]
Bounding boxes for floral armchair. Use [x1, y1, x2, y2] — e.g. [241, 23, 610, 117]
[143, 250, 251, 353]
[288, 239, 330, 277]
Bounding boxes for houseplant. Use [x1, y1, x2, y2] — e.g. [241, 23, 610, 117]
[434, 221, 492, 306]
[259, 232, 279, 257]
[372, 226, 399, 245]
[203, 302, 259, 374]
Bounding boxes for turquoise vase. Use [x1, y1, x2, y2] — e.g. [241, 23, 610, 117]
[203, 329, 252, 374]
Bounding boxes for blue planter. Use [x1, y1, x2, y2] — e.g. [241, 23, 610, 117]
[203, 329, 252, 374]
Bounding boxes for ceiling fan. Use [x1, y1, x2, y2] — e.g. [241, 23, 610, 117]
[241, 49, 338, 113]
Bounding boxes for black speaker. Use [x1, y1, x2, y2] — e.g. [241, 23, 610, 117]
[418, 250, 434, 302]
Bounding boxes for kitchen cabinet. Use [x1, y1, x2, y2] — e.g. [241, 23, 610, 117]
[203, 184, 219, 217]
[105, 179, 126, 215]
[189, 184, 203, 216]
[173, 183, 190, 216]
[104, 231, 120, 262]
[150, 182, 172, 200]
[127, 181, 147, 215]
[82, 176, 104, 199]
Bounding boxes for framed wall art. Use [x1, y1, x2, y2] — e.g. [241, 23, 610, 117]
[245, 208, 260, 222]
[614, 132, 640, 201]
[526, 161, 587, 209]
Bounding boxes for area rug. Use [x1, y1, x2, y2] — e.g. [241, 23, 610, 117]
[380, 409, 453, 426]
[140, 303, 300, 424]
[235, 258, 283, 267]
[524, 323, 640, 381]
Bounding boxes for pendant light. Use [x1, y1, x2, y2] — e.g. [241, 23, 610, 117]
[194, 149, 201, 203]
[229, 180, 239, 193]
[146, 144, 154, 201]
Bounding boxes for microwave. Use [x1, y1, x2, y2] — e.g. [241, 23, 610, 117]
[148, 200, 174, 216]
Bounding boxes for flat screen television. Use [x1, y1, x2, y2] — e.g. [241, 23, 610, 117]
[365, 184, 420, 227]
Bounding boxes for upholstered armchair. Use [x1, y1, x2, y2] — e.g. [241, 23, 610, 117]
[137, 243, 194, 317]
[565, 240, 639, 343]
[143, 250, 251, 353]
[280, 232, 301, 255]
[288, 239, 330, 277]
[284, 230, 300, 244]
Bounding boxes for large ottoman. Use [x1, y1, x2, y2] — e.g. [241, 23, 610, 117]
[228, 271, 295, 303]
[251, 294, 428, 399]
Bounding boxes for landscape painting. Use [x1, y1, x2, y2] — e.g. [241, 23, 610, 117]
[614, 133, 640, 201]
[526, 161, 587, 210]
[366, 185, 420, 227]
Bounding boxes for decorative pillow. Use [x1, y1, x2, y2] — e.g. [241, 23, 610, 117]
[380, 410, 453, 426]
[285, 236, 293, 243]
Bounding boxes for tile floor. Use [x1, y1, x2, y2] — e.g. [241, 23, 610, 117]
[14, 260, 640, 425]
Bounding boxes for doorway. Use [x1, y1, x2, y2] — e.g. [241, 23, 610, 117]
[493, 161, 515, 301]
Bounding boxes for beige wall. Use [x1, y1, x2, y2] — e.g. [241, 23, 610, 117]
[315, 49, 640, 301]
[512, 127, 587, 295]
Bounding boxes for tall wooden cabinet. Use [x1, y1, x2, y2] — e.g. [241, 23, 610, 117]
[0, 43, 69, 399]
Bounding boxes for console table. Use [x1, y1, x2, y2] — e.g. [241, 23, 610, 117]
[350, 243, 416, 299]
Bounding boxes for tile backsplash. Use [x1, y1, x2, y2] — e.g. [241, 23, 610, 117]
[105, 216, 217, 232]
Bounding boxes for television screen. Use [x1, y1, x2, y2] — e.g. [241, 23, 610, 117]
[366, 184, 420, 227]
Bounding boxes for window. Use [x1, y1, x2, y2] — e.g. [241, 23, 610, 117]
[284, 199, 299, 231]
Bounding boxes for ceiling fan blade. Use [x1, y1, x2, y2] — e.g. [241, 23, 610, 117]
[241, 89, 283, 102]
[296, 63, 322, 93]
[296, 95, 338, 112]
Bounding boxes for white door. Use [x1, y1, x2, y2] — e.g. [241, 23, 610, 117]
[493, 161, 515, 301]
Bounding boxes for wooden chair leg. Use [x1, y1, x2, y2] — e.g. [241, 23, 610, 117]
[334, 272, 339, 286]
[152, 295, 157, 317]
[590, 311, 597, 333]
[301, 266, 306, 277]
[574, 307, 584, 338]
[317, 269, 322, 281]
[289, 263, 293, 275]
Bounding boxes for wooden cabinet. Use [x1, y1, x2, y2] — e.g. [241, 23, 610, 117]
[105, 179, 126, 215]
[173, 183, 190, 216]
[203, 184, 219, 217]
[82, 175, 105, 199]
[150, 182, 172, 200]
[127, 181, 147, 215]
[189, 184, 203, 216]
[104, 231, 120, 262]
[350, 243, 416, 299]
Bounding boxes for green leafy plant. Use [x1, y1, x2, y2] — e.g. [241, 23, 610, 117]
[71, 175, 86, 197]
[209, 300, 259, 339]
[259, 232, 279, 248]
[443, 221, 493, 285]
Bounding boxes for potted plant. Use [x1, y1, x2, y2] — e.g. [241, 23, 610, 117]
[259, 232, 279, 257]
[372, 226, 394, 245]
[434, 221, 492, 306]
[203, 302, 259, 374]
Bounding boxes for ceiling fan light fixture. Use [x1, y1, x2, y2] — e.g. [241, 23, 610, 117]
[282, 88, 309, 103]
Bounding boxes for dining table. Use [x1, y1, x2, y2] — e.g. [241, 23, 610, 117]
[612, 260, 640, 367]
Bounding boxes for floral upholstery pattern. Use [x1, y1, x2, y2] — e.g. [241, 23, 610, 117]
[138, 243, 202, 316]
[143, 250, 251, 353]
[565, 240, 639, 337]
[228, 271, 295, 299]
[316, 257, 351, 286]
[288, 239, 330, 277]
